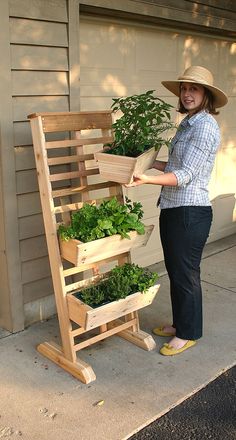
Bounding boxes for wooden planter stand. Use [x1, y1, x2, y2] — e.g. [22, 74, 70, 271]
[28, 110, 159, 384]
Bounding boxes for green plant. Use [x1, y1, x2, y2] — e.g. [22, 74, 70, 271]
[105, 90, 175, 157]
[58, 197, 145, 242]
[77, 263, 158, 307]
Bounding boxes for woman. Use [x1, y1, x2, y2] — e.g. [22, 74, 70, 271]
[127, 66, 228, 356]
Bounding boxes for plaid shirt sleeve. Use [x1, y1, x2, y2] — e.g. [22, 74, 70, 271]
[173, 119, 220, 187]
[159, 112, 221, 209]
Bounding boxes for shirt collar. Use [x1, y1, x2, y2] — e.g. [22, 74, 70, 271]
[181, 110, 208, 128]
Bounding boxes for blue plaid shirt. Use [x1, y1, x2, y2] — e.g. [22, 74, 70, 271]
[159, 111, 220, 209]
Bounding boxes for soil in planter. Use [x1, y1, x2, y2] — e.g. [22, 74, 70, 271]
[102, 144, 154, 158]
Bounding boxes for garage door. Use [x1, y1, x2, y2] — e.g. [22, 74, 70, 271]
[80, 17, 236, 266]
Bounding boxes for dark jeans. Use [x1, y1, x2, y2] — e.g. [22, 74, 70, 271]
[159, 206, 212, 340]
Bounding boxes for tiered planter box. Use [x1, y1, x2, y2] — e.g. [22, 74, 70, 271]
[94, 147, 158, 184]
[29, 110, 159, 384]
[67, 284, 160, 331]
[59, 225, 154, 266]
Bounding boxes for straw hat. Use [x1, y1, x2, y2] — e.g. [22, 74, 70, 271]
[162, 66, 228, 108]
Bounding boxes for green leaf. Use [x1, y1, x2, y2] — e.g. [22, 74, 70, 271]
[77, 263, 158, 307]
[58, 197, 146, 243]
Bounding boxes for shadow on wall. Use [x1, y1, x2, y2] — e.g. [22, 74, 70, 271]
[209, 193, 236, 242]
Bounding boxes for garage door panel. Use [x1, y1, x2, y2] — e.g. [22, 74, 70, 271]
[136, 29, 178, 73]
[177, 35, 219, 75]
[211, 195, 236, 236]
[131, 221, 164, 267]
[80, 21, 134, 70]
[214, 148, 236, 197]
[219, 98, 236, 131]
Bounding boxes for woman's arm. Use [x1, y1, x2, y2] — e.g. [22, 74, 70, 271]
[126, 172, 178, 187]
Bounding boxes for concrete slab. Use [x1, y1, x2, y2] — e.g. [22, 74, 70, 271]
[0, 238, 235, 440]
[0, 328, 11, 338]
[201, 246, 236, 292]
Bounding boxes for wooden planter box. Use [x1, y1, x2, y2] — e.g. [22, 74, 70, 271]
[94, 147, 158, 184]
[59, 225, 154, 266]
[67, 284, 160, 330]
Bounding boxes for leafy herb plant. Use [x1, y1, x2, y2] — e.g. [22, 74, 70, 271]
[58, 197, 145, 242]
[105, 90, 175, 158]
[77, 263, 158, 307]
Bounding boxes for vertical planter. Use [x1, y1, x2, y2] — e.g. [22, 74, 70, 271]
[67, 284, 160, 330]
[59, 225, 154, 266]
[94, 147, 159, 184]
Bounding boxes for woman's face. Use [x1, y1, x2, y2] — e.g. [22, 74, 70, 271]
[180, 82, 205, 115]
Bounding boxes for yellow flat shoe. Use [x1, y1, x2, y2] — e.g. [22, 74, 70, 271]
[160, 340, 196, 356]
[152, 326, 176, 337]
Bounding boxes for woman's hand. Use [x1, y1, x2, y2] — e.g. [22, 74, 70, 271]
[124, 171, 178, 187]
[124, 174, 149, 187]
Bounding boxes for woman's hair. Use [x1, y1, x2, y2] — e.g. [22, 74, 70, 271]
[177, 85, 219, 115]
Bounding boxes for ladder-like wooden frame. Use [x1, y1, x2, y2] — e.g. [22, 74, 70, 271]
[28, 111, 157, 384]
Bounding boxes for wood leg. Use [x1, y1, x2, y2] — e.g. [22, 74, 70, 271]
[124, 312, 137, 332]
[37, 341, 96, 384]
[108, 319, 156, 351]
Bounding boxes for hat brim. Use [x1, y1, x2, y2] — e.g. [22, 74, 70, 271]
[162, 80, 228, 108]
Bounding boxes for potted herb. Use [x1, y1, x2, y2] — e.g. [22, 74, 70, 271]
[58, 197, 154, 266]
[67, 263, 160, 330]
[94, 90, 175, 184]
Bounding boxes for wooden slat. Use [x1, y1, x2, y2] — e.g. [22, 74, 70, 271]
[9, 0, 68, 22]
[10, 18, 68, 46]
[47, 153, 94, 165]
[13, 96, 69, 123]
[49, 168, 99, 182]
[54, 195, 122, 214]
[65, 272, 108, 294]
[28, 111, 113, 133]
[12, 71, 69, 97]
[45, 136, 112, 148]
[52, 181, 119, 198]
[29, 116, 76, 362]
[63, 253, 129, 278]
[73, 319, 137, 351]
[11, 45, 69, 71]
[70, 327, 85, 338]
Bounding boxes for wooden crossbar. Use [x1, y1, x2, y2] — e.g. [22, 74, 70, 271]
[52, 181, 118, 198]
[45, 137, 112, 148]
[28, 110, 113, 133]
[54, 195, 122, 215]
[49, 168, 99, 182]
[47, 154, 94, 165]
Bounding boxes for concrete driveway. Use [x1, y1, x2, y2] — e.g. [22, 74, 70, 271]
[0, 235, 235, 440]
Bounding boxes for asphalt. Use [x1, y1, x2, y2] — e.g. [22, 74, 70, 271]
[130, 365, 236, 439]
[0, 234, 236, 440]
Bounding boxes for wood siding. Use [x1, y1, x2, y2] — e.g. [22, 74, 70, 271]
[80, 0, 236, 38]
[9, 0, 70, 310]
